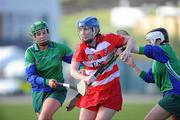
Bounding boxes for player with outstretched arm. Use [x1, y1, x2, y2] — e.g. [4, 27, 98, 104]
[119, 27, 180, 120]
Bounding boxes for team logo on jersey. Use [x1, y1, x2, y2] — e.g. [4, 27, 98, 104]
[92, 60, 104, 68]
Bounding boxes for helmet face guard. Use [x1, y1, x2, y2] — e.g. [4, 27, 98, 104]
[77, 16, 100, 42]
[145, 31, 165, 45]
[30, 21, 49, 36]
[145, 27, 169, 45]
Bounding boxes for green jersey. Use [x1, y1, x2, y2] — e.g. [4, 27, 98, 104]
[139, 44, 180, 94]
[25, 41, 73, 92]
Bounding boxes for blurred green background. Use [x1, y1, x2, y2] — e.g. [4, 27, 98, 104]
[60, 9, 180, 55]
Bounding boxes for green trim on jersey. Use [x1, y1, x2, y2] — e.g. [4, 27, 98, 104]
[161, 45, 180, 81]
[139, 71, 146, 79]
[139, 46, 145, 54]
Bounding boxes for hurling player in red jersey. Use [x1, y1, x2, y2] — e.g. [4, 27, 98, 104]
[70, 16, 135, 120]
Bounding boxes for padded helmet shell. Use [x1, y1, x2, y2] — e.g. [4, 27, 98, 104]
[78, 16, 99, 28]
[145, 27, 169, 45]
[30, 21, 49, 36]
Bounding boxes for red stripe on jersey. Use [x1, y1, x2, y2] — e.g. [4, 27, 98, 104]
[96, 64, 119, 81]
[88, 77, 120, 91]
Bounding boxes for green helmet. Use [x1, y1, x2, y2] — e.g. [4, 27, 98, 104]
[30, 21, 49, 36]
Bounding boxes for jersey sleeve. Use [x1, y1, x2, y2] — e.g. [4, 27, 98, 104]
[24, 49, 47, 87]
[72, 44, 84, 62]
[61, 44, 73, 64]
[139, 68, 155, 83]
[139, 45, 169, 63]
[106, 33, 126, 48]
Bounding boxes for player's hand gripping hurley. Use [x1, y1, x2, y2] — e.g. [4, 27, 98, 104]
[57, 82, 86, 96]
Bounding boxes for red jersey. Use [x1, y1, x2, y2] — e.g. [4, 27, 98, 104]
[73, 33, 126, 110]
[73, 33, 126, 89]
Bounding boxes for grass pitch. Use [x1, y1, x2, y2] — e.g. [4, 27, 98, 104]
[0, 103, 154, 120]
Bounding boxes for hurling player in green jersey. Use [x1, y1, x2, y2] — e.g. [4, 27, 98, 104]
[118, 28, 180, 120]
[25, 21, 73, 120]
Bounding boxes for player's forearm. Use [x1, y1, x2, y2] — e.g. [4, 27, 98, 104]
[133, 66, 142, 76]
[129, 64, 142, 76]
[70, 69, 87, 81]
[131, 46, 139, 54]
[125, 36, 135, 52]
[70, 60, 87, 81]
[128, 63, 155, 83]
[25, 65, 46, 86]
[29, 75, 47, 86]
